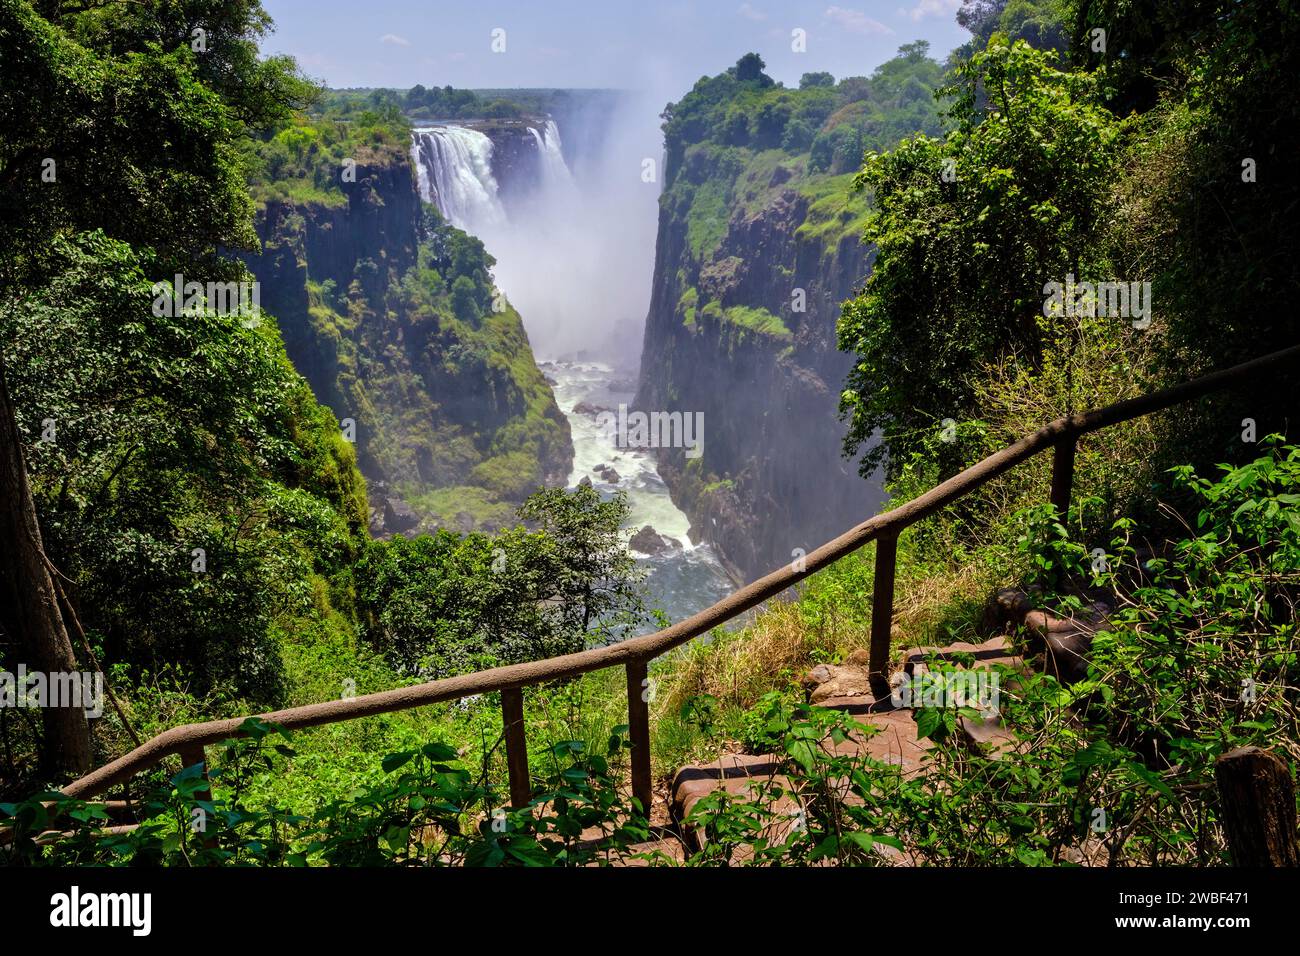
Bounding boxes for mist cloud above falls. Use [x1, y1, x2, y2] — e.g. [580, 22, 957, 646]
[476, 89, 667, 365]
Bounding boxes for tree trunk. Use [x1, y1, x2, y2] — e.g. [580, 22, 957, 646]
[0, 355, 92, 777]
[1215, 746, 1300, 866]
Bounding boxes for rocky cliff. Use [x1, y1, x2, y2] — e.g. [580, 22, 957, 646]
[637, 147, 886, 582]
[481, 122, 543, 207]
[244, 131, 572, 536]
[633, 49, 949, 582]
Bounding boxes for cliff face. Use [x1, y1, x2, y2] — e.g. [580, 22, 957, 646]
[251, 158, 418, 441]
[485, 124, 543, 207]
[245, 140, 572, 535]
[637, 147, 885, 581]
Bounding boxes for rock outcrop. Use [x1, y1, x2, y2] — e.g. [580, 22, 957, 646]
[243, 141, 572, 535]
[637, 148, 886, 581]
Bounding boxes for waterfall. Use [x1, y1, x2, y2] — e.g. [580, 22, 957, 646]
[527, 120, 579, 202]
[410, 126, 507, 234]
[407, 104, 660, 361]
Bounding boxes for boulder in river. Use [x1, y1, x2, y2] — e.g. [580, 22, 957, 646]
[629, 525, 680, 555]
[594, 464, 621, 484]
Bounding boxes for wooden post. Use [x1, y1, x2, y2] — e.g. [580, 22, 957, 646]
[500, 688, 531, 809]
[626, 660, 653, 818]
[869, 532, 898, 701]
[1050, 434, 1077, 518]
[1214, 746, 1300, 866]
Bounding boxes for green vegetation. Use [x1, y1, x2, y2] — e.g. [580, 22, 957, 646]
[3, 0, 1297, 872]
[0, 0, 570, 805]
[355, 485, 649, 678]
[243, 113, 409, 208]
[244, 121, 573, 529]
[316, 85, 591, 125]
[794, 172, 873, 251]
[839, 37, 1124, 481]
[0, 0, 361, 784]
[840, 0, 1300, 499]
[663, 47, 944, 340]
[699, 301, 791, 339]
[10, 442, 1294, 866]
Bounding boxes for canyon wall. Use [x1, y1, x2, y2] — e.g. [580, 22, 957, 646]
[244, 135, 572, 536]
[637, 150, 885, 581]
[634, 50, 948, 581]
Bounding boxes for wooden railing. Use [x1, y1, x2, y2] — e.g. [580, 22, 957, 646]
[51, 344, 1300, 818]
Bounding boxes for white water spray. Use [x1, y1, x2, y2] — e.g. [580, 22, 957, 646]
[526, 120, 579, 203]
[409, 99, 738, 608]
[411, 126, 507, 235]
[409, 97, 662, 361]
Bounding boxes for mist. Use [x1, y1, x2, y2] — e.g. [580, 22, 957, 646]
[415, 88, 670, 366]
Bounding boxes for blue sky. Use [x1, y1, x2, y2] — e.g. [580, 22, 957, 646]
[259, 1, 971, 93]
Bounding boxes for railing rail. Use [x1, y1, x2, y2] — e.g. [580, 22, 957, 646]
[48, 343, 1300, 818]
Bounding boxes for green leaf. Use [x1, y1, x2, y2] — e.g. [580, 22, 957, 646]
[382, 751, 414, 773]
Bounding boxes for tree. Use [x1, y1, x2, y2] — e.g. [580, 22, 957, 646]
[956, 0, 1008, 43]
[518, 485, 647, 646]
[0, 358, 90, 775]
[0, 0, 326, 775]
[800, 71, 835, 89]
[355, 487, 648, 677]
[837, 38, 1123, 478]
[730, 52, 772, 86]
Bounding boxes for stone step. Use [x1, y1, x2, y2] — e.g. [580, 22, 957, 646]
[903, 635, 1025, 675]
[578, 832, 688, 866]
[813, 702, 934, 777]
[667, 626, 1060, 861]
[670, 753, 800, 852]
[803, 636, 1022, 757]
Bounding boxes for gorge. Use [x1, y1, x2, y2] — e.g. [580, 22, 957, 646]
[407, 108, 735, 619]
[237, 50, 947, 615]
[390, 62, 920, 585]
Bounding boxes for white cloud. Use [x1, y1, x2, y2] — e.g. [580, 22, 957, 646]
[824, 6, 893, 35]
[906, 0, 961, 21]
[379, 33, 410, 47]
[738, 3, 768, 21]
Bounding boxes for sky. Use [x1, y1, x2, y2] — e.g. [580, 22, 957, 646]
[259, 0, 972, 95]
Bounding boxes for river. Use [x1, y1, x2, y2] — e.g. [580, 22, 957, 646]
[543, 359, 735, 631]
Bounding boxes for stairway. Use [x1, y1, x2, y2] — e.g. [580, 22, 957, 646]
[666, 589, 1113, 860]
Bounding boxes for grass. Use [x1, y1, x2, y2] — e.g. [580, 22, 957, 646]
[403, 485, 516, 530]
[684, 177, 732, 260]
[696, 299, 791, 339]
[64, 501, 1013, 841]
[720, 304, 791, 338]
[795, 171, 871, 253]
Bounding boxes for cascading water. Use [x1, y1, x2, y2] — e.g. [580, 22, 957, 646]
[409, 111, 736, 626]
[526, 120, 579, 202]
[411, 126, 507, 234]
